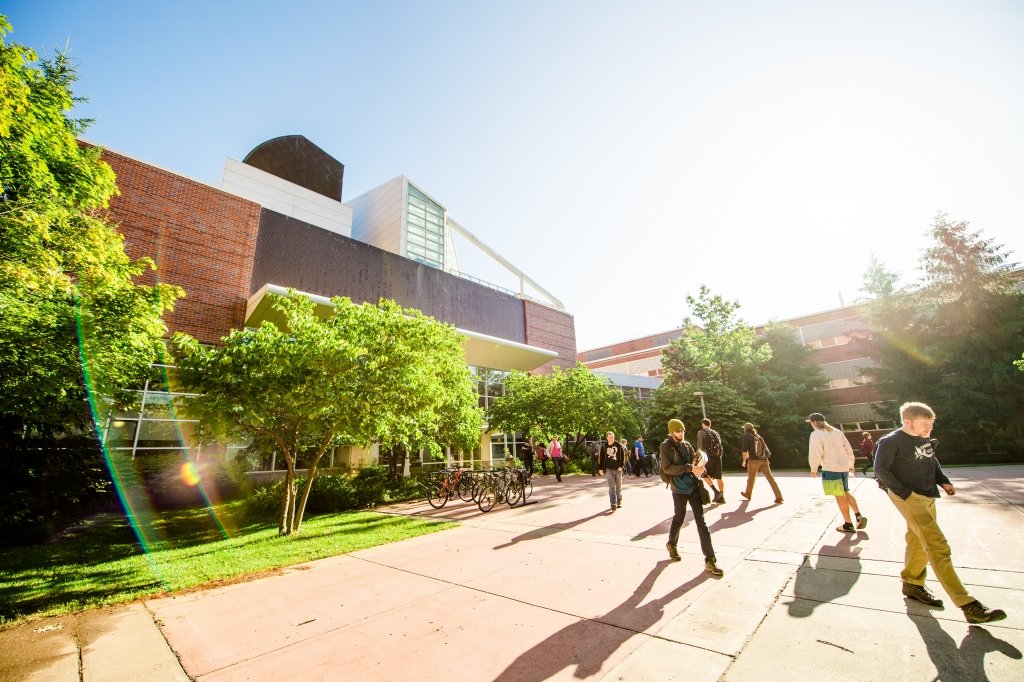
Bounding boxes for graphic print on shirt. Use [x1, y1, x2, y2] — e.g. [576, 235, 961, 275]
[915, 441, 936, 460]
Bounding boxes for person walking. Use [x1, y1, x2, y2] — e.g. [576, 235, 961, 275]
[547, 436, 566, 482]
[696, 418, 726, 503]
[807, 412, 867, 533]
[660, 419, 723, 576]
[589, 439, 600, 476]
[875, 401, 1006, 624]
[598, 431, 627, 511]
[858, 432, 875, 475]
[634, 436, 650, 477]
[740, 423, 783, 503]
[519, 440, 534, 477]
[626, 438, 639, 478]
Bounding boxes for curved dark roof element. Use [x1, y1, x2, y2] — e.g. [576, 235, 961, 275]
[242, 135, 344, 201]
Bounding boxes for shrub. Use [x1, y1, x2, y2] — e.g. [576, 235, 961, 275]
[241, 466, 425, 520]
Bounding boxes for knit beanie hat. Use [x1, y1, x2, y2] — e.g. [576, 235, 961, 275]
[667, 418, 684, 433]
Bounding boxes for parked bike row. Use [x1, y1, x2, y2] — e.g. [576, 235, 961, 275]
[421, 466, 534, 512]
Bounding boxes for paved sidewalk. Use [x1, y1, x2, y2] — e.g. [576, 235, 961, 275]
[2, 466, 1022, 681]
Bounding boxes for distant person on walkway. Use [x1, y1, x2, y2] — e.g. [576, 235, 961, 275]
[807, 413, 867, 533]
[547, 436, 566, 482]
[626, 438, 639, 478]
[740, 423, 783, 503]
[589, 440, 600, 476]
[874, 401, 1007, 624]
[660, 419, 723, 576]
[858, 432, 875, 474]
[634, 436, 650, 477]
[537, 442, 548, 475]
[518, 441, 534, 476]
[696, 418, 726, 503]
[598, 431, 627, 511]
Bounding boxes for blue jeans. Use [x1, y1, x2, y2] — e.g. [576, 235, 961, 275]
[605, 469, 622, 506]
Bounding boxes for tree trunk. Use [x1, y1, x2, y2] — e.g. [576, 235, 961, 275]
[279, 456, 297, 535]
[293, 450, 327, 534]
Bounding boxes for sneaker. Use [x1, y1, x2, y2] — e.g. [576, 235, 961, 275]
[962, 601, 1007, 624]
[837, 522, 855, 533]
[705, 559, 724, 577]
[617, 503, 622, 508]
[610, 504, 617, 512]
[902, 582, 943, 608]
[714, 494, 725, 504]
[666, 543, 681, 561]
[740, 492, 751, 500]
[856, 514, 868, 530]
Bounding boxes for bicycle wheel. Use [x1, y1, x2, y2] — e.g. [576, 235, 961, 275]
[505, 478, 523, 507]
[457, 474, 475, 502]
[477, 480, 496, 512]
[426, 481, 449, 509]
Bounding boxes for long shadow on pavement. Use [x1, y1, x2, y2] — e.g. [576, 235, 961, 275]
[492, 510, 610, 550]
[493, 560, 711, 681]
[786, 531, 864, 618]
[910, 614, 1021, 682]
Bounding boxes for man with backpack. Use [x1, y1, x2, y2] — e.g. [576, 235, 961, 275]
[696, 418, 726, 503]
[660, 419, 724, 576]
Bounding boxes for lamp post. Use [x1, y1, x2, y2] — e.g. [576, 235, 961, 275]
[693, 391, 706, 420]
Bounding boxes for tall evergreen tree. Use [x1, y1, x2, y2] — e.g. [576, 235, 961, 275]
[866, 214, 1024, 456]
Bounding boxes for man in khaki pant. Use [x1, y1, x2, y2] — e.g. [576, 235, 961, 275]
[874, 401, 1006, 624]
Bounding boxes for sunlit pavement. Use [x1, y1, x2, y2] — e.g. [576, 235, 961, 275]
[2, 466, 1022, 681]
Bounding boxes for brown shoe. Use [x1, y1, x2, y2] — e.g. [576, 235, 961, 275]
[902, 582, 943, 608]
[666, 543, 681, 561]
[705, 559, 724, 577]
[962, 600, 1007, 624]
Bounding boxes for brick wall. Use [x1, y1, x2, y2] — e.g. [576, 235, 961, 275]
[523, 300, 577, 374]
[102, 149, 262, 344]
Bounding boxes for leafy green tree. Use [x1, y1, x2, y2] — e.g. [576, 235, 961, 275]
[486, 364, 640, 454]
[654, 287, 828, 467]
[0, 17, 180, 543]
[0, 16, 181, 437]
[662, 285, 771, 387]
[173, 292, 482, 535]
[866, 214, 1024, 456]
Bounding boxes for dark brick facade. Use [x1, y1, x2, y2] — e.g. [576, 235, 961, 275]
[523, 300, 577, 374]
[102, 149, 262, 344]
[250, 209, 530, 344]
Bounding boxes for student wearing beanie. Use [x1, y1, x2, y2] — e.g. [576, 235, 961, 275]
[659, 419, 723, 577]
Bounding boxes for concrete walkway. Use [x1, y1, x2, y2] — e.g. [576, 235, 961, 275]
[2, 465, 1022, 681]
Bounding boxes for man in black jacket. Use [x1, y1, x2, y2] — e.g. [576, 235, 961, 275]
[875, 401, 1006, 624]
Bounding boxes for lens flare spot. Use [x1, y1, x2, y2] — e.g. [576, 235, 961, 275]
[180, 461, 201, 487]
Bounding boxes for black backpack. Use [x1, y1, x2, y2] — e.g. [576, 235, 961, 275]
[703, 429, 723, 457]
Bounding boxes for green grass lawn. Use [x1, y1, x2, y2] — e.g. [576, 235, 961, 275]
[0, 501, 454, 627]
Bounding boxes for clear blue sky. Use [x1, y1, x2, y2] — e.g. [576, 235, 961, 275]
[8, 1, 1024, 350]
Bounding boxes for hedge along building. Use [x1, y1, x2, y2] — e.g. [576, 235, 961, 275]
[100, 135, 576, 477]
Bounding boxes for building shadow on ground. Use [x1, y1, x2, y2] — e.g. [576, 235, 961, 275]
[786, 532, 864, 617]
[910, 614, 1021, 681]
[493, 560, 710, 681]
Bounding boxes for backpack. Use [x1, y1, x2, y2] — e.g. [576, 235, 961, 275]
[703, 429, 723, 457]
[754, 435, 771, 460]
